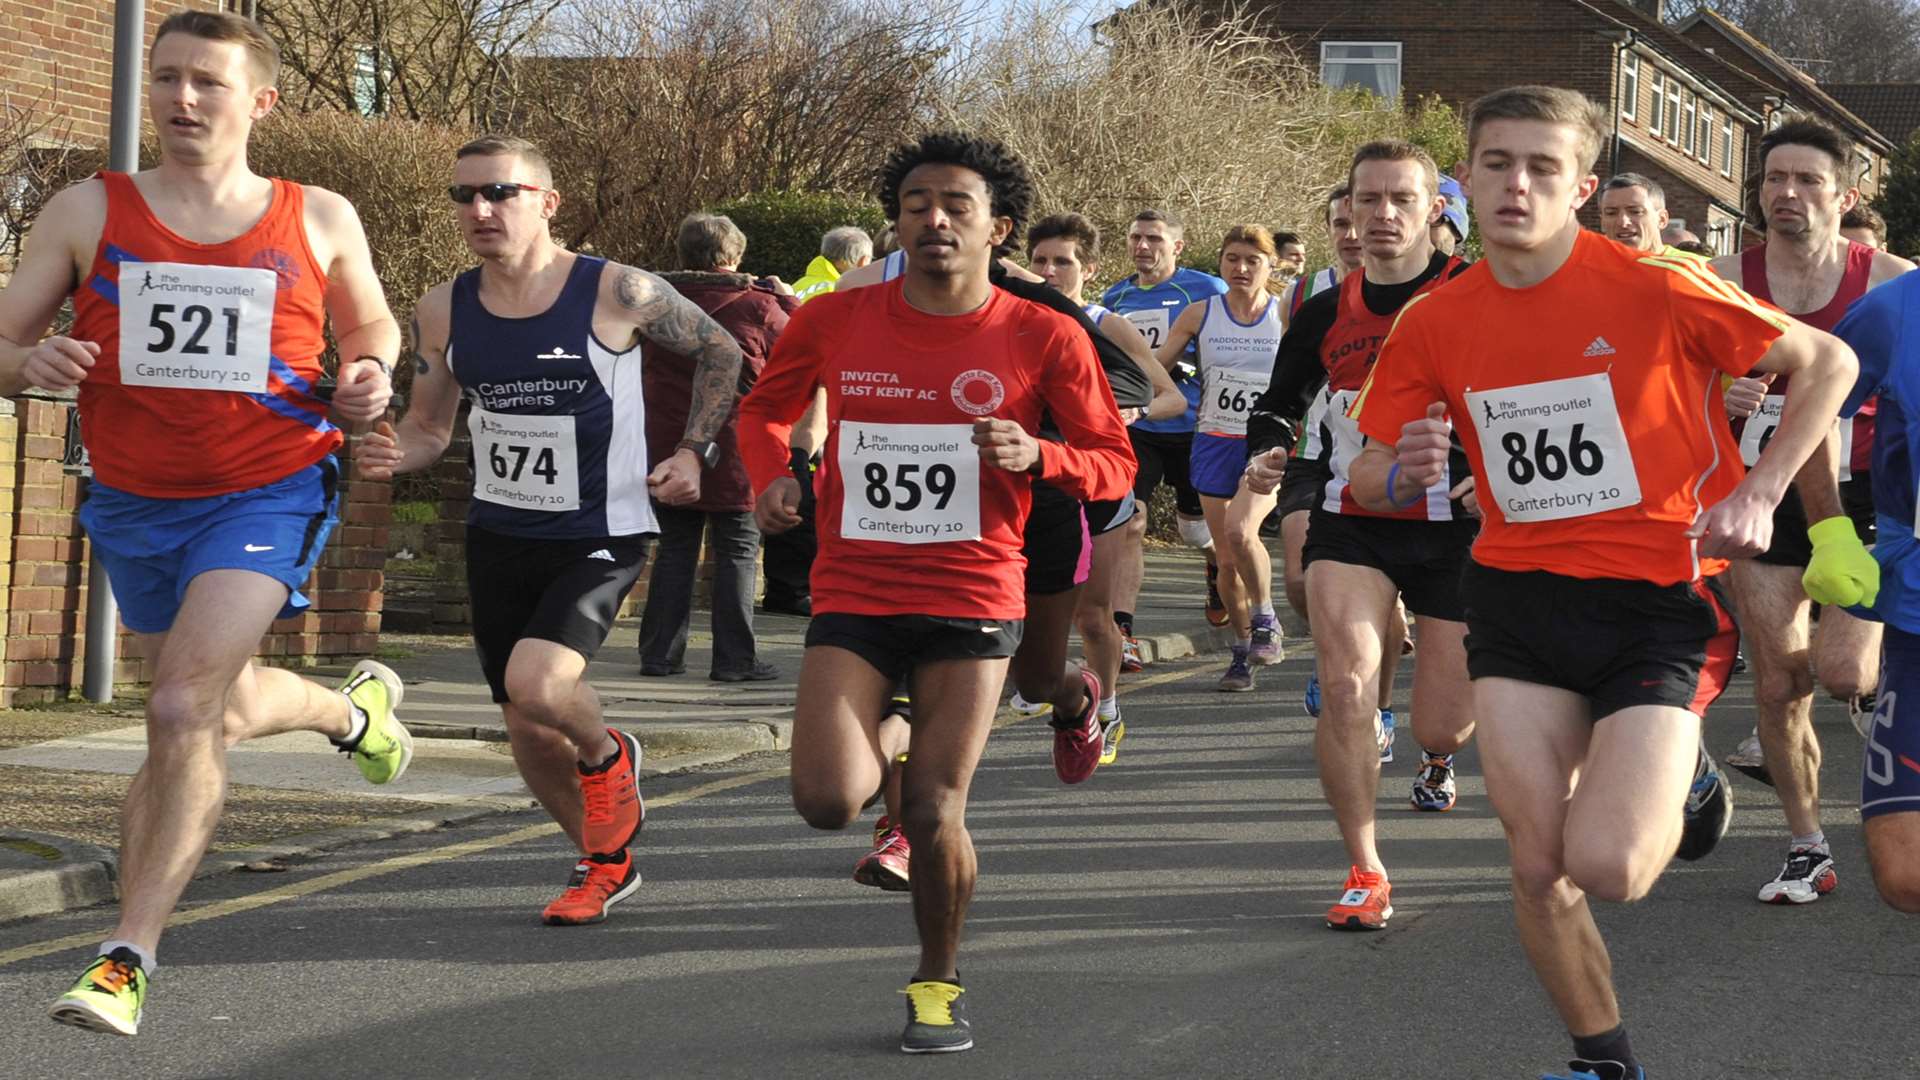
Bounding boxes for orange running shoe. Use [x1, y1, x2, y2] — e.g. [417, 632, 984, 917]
[578, 729, 644, 856]
[854, 821, 911, 891]
[541, 851, 642, 925]
[1325, 867, 1392, 931]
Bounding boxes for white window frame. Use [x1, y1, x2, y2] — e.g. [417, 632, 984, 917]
[1320, 41, 1402, 100]
[1667, 79, 1684, 142]
[1696, 103, 1713, 164]
[1650, 72, 1666, 135]
[1620, 53, 1640, 123]
[1683, 94, 1698, 155]
[1720, 116, 1734, 177]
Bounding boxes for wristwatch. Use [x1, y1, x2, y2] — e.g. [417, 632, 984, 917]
[355, 354, 393, 378]
[677, 438, 721, 470]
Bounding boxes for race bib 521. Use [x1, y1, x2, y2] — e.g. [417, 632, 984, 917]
[118, 262, 275, 392]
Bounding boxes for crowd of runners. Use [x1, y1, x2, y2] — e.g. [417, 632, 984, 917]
[2, 11, 1917, 1080]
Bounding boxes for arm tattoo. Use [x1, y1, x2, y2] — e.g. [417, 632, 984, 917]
[616, 267, 744, 442]
[409, 312, 430, 376]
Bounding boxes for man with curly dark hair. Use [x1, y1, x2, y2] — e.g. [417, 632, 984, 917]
[738, 130, 1136, 1054]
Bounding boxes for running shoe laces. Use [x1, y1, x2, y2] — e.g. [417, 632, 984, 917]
[902, 981, 964, 1026]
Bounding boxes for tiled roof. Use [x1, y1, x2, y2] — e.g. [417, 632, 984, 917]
[1676, 8, 1894, 150]
[1825, 83, 1920, 148]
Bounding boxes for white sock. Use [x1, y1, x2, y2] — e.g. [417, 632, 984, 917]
[1098, 695, 1118, 721]
[1792, 830, 1828, 851]
[336, 700, 369, 747]
[100, 940, 155, 973]
[1254, 603, 1276, 622]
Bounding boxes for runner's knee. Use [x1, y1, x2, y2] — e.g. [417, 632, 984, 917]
[1562, 836, 1659, 903]
[146, 679, 228, 739]
[1816, 658, 1874, 701]
[792, 778, 864, 831]
[1507, 847, 1577, 907]
[1752, 656, 1815, 707]
[899, 785, 965, 845]
[502, 665, 580, 721]
[1867, 821, 1920, 913]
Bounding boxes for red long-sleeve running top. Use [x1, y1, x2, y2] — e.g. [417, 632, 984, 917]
[738, 279, 1137, 619]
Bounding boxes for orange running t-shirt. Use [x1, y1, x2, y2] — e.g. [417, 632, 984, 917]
[1351, 230, 1791, 585]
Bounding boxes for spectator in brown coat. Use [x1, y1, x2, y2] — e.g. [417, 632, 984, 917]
[638, 213, 798, 681]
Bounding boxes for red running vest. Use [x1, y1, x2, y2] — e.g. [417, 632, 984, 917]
[70, 172, 338, 498]
[1738, 239, 1876, 478]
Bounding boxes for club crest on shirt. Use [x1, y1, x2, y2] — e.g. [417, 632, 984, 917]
[950, 369, 1005, 416]
[246, 248, 301, 291]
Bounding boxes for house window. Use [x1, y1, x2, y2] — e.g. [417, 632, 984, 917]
[1650, 73, 1666, 135]
[352, 48, 381, 116]
[1667, 79, 1683, 142]
[1321, 42, 1401, 99]
[1720, 116, 1734, 178]
[1697, 103, 1713, 164]
[1683, 94, 1697, 155]
[1620, 53, 1639, 122]
[1857, 151, 1875, 189]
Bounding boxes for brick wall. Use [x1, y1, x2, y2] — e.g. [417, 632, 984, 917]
[1, 390, 391, 705]
[0, 0, 220, 147]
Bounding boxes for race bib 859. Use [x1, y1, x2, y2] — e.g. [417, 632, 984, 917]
[838, 421, 980, 544]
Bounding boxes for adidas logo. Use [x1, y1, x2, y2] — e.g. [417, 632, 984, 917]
[587, 549, 615, 562]
[1583, 336, 1617, 357]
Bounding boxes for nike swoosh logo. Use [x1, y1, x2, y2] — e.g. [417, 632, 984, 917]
[244, 544, 276, 553]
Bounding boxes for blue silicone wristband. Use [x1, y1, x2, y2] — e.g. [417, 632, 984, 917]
[1385, 461, 1421, 508]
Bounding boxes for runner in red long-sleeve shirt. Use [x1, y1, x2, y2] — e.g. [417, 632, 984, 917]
[737, 132, 1134, 1055]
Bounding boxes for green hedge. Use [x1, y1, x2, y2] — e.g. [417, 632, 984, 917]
[708, 190, 889, 281]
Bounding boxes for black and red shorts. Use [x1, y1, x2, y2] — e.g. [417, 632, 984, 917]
[1460, 561, 1738, 720]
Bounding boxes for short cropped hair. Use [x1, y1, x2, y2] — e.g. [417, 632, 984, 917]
[1468, 85, 1609, 175]
[1349, 139, 1441, 201]
[878, 131, 1035, 251]
[154, 11, 280, 88]
[1842, 203, 1887, 247]
[1272, 230, 1304, 249]
[1221, 223, 1279, 260]
[676, 213, 747, 270]
[820, 226, 873, 265]
[1131, 208, 1187, 238]
[1028, 213, 1102, 261]
[1761, 117, 1857, 185]
[456, 135, 554, 186]
[1602, 172, 1667, 208]
[1326, 185, 1352, 226]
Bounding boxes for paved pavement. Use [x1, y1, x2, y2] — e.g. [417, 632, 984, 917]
[0, 550, 1232, 920]
[0, 637, 1913, 1078]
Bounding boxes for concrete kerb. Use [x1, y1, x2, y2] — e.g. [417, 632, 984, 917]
[0, 616, 1248, 926]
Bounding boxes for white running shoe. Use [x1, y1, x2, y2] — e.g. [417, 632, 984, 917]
[1008, 691, 1052, 718]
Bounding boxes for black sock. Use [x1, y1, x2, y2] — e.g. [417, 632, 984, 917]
[1571, 1023, 1638, 1074]
[1114, 611, 1133, 636]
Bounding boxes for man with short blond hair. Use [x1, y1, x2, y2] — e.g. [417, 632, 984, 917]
[1597, 173, 1668, 252]
[2, 9, 409, 1036]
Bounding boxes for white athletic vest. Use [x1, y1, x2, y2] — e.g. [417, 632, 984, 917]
[1194, 294, 1282, 437]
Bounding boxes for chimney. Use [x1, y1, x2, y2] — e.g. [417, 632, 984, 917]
[1619, 0, 1666, 19]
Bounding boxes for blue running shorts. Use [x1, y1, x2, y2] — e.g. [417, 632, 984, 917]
[1189, 432, 1250, 500]
[78, 457, 341, 634]
[1864, 626, 1920, 820]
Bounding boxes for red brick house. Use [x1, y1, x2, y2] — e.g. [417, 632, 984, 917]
[1252, 0, 1772, 252]
[1675, 8, 1895, 204]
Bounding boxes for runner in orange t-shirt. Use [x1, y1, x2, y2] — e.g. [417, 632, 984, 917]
[1346, 86, 1869, 1080]
[736, 132, 1134, 1055]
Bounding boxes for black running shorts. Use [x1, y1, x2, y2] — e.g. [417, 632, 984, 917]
[1460, 561, 1738, 720]
[805, 612, 1025, 684]
[466, 526, 650, 703]
[1128, 427, 1203, 517]
[1084, 492, 1137, 536]
[1755, 477, 1877, 568]
[1024, 480, 1090, 595]
[1301, 509, 1478, 621]
[1277, 455, 1328, 518]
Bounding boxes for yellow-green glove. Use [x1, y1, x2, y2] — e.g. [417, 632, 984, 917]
[1803, 515, 1880, 608]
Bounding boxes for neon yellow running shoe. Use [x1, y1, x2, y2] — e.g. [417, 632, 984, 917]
[49, 949, 147, 1036]
[336, 659, 412, 784]
[1098, 715, 1125, 766]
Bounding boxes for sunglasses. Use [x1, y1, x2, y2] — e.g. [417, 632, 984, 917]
[448, 182, 546, 205]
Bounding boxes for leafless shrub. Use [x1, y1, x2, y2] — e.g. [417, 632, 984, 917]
[0, 88, 102, 275]
[942, 1, 1464, 285]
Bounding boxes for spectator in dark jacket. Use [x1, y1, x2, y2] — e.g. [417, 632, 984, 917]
[638, 213, 798, 681]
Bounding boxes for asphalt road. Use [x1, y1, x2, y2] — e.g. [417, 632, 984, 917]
[0, 648, 1914, 1079]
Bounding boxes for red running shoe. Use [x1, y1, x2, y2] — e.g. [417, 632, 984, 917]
[1048, 670, 1105, 785]
[541, 851, 642, 925]
[578, 729, 644, 856]
[1326, 866, 1392, 931]
[854, 820, 911, 891]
